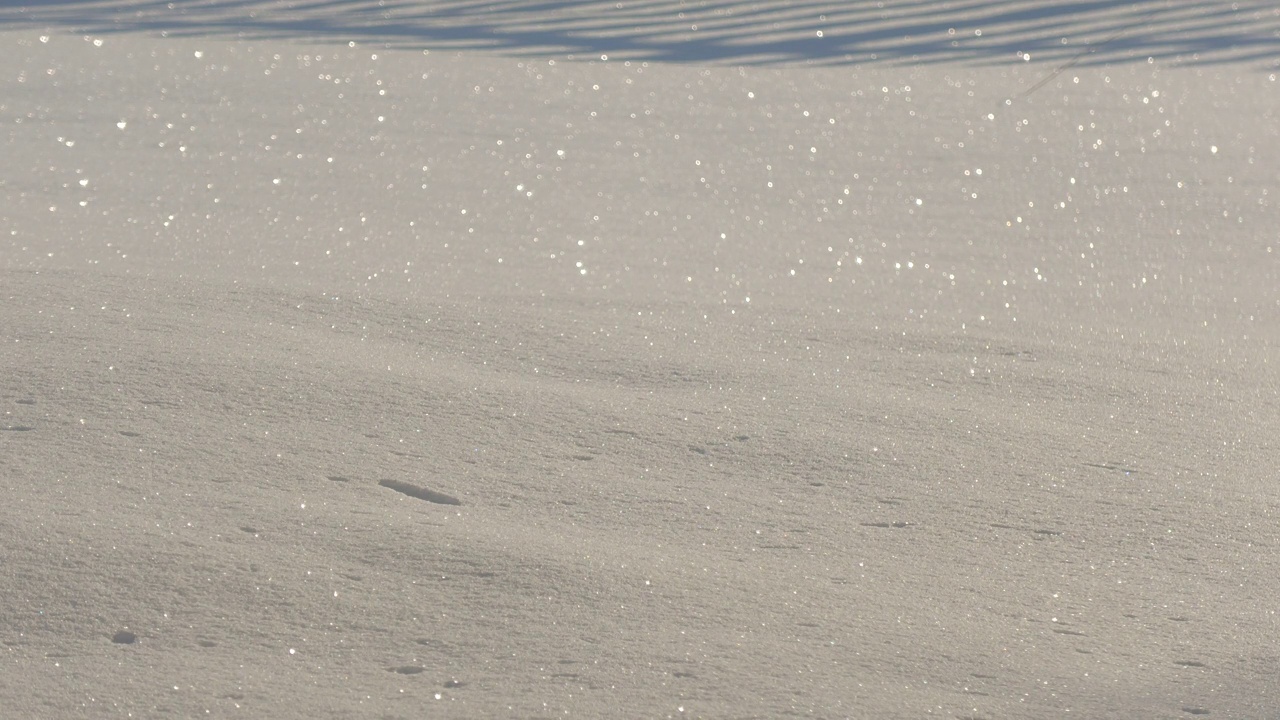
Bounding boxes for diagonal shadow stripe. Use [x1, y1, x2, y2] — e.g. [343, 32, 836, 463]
[0, 0, 1276, 67]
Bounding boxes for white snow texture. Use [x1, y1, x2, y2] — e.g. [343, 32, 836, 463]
[2, 1, 1278, 717]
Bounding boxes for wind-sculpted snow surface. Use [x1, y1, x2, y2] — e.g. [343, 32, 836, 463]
[1, 4, 1278, 717]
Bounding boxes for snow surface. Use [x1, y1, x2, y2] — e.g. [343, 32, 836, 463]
[2, 1, 1279, 717]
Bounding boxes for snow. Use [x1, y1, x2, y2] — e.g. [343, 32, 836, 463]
[1, 1, 1278, 717]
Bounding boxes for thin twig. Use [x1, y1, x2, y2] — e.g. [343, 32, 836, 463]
[1015, 3, 1165, 101]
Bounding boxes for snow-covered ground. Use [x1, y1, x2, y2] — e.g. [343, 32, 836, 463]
[2, 2, 1278, 716]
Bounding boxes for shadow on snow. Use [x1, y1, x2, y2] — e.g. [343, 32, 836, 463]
[0, 0, 1276, 67]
